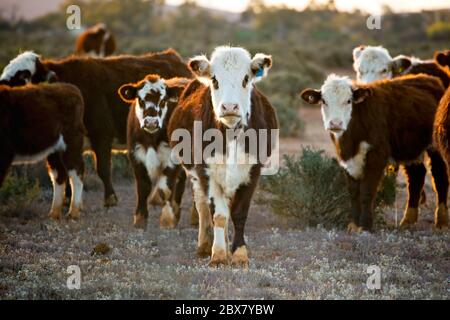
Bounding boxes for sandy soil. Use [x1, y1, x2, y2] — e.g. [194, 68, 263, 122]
[0, 107, 449, 300]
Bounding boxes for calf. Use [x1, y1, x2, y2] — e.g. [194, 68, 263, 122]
[301, 74, 448, 231]
[0, 83, 85, 220]
[168, 46, 278, 267]
[75, 23, 116, 57]
[118, 75, 189, 230]
[352, 45, 450, 228]
[0, 49, 193, 207]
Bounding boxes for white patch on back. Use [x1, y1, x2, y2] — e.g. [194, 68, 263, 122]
[339, 141, 371, 179]
[13, 135, 67, 165]
[1, 51, 39, 81]
[353, 46, 393, 83]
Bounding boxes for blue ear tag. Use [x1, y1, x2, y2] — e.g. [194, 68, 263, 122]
[256, 68, 264, 77]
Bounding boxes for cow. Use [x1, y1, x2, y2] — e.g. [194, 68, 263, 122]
[0, 49, 193, 207]
[352, 45, 450, 228]
[353, 45, 450, 88]
[167, 46, 278, 267]
[117, 75, 190, 230]
[75, 23, 116, 57]
[0, 83, 85, 220]
[301, 74, 448, 231]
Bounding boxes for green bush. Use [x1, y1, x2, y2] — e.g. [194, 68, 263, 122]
[427, 22, 450, 41]
[0, 170, 40, 215]
[259, 147, 394, 229]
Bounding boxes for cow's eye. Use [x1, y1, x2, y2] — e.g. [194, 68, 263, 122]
[242, 75, 249, 88]
[381, 69, 387, 73]
[211, 76, 219, 89]
[347, 99, 351, 104]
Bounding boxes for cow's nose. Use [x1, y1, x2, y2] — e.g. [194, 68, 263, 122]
[144, 118, 158, 128]
[221, 103, 239, 113]
[329, 120, 343, 130]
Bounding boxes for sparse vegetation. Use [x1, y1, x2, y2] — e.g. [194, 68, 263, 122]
[259, 148, 395, 229]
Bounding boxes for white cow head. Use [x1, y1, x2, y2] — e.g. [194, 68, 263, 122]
[118, 75, 186, 134]
[300, 74, 370, 137]
[353, 45, 412, 83]
[0, 51, 57, 86]
[188, 46, 272, 129]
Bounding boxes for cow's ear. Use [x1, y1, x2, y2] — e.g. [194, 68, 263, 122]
[46, 71, 58, 83]
[300, 89, 321, 105]
[353, 88, 370, 104]
[118, 84, 137, 103]
[391, 55, 411, 75]
[435, 50, 450, 68]
[189, 55, 210, 78]
[353, 45, 366, 61]
[251, 53, 272, 82]
[166, 84, 185, 101]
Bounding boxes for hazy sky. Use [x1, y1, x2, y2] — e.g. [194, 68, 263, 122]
[167, 0, 450, 14]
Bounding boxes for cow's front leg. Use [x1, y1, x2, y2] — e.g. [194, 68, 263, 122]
[132, 161, 152, 230]
[230, 166, 260, 267]
[346, 174, 362, 233]
[208, 181, 230, 266]
[47, 153, 68, 220]
[359, 155, 386, 231]
[157, 172, 179, 229]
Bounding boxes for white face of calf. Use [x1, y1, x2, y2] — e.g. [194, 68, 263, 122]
[189, 46, 272, 129]
[300, 74, 370, 137]
[353, 46, 411, 83]
[118, 75, 183, 134]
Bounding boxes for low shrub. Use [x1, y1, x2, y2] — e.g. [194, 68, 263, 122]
[259, 147, 395, 229]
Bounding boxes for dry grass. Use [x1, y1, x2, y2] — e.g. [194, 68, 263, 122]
[0, 180, 448, 300]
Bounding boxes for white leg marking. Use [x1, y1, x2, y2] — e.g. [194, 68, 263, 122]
[49, 169, 65, 219]
[68, 170, 83, 218]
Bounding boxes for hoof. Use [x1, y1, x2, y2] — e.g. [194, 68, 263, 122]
[197, 241, 212, 258]
[434, 204, 449, 230]
[104, 194, 118, 207]
[190, 206, 199, 227]
[231, 246, 249, 268]
[347, 222, 362, 234]
[400, 208, 418, 229]
[149, 189, 164, 206]
[48, 207, 62, 220]
[159, 203, 177, 229]
[208, 248, 229, 267]
[67, 208, 81, 220]
[133, 214, 148, 230]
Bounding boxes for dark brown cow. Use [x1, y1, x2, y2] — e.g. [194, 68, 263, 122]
[301, 74, 448, 231]
[168, 46, 278, 267]
[0, 49, 193, 207]
[118, 75, 189, 230]
[0, 83, 85, 220]
[76, 23, 116, 57]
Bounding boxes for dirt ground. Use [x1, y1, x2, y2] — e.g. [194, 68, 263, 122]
[0, 107, 449, 300]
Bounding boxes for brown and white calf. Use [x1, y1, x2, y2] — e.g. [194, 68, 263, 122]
[301, 74, 448, 231]
[0, 83, 85, 220]
[0, 49, 193, 207]
[352, 45, 450, 228]
[75, 23, 116, 57]
[118, 75, 189, 230]
[168, 46, 278, 266]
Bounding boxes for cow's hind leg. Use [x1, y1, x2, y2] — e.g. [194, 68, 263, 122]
[427, 149, 449, 229]
[158, 168, 180, 229]
[400, 163, 426, 228]
[91, 138, 117, 207]
[47, 153, 68, 220]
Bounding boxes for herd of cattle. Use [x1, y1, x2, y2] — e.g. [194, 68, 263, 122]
[0, 24, 449, 266]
